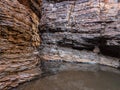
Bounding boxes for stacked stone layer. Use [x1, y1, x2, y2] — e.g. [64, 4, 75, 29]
[0, 0, 41, 89]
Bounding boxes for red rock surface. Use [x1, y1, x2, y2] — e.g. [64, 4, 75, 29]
[0, 0, 41, 89]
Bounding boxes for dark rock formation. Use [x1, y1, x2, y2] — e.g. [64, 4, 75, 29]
[40, 0, 120, 67]
[0, 0, 41, 89]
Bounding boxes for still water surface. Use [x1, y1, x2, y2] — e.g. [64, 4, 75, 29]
[16, 63, 120, 90]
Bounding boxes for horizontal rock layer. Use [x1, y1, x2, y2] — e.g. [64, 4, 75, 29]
[0, 0, 120, 89]
[40, 0, 120, 65]
[40, 45, 119, 68]
[0, 0, 41, 89]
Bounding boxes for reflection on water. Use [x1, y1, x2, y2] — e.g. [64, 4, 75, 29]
[15, 62, 120, 90]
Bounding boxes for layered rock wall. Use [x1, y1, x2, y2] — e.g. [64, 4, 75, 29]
[0, 0, 120, 89]
[40, 0, 120, 67]
[0, 0, 41, 89]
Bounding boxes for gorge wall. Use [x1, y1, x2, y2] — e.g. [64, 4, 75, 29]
[0, 0, 41, 89]
[40, 0, 120, 67]
[0, 0, 120, 89]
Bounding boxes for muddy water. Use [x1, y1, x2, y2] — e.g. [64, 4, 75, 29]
[15, 62, 120, 90]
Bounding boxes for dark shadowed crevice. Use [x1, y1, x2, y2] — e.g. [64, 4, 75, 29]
[100, 46, 120, 58]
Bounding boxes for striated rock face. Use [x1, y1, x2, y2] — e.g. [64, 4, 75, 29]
[40, 46, 119, 67]
[0, 0, 120, 89]
[18, 0, 42, 18]
[0, 0, 41, 89]
[40, 0, 120, 67]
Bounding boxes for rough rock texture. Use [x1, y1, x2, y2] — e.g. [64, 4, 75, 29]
[40, 0, 120, 67]
[0, 0, 120, 89]
[40, 45, 119, 68]
[0, 0, 41, 89]
[18, 0, 42, 18]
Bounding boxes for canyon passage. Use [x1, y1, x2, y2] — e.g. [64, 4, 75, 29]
[0, 0, 120, 90]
